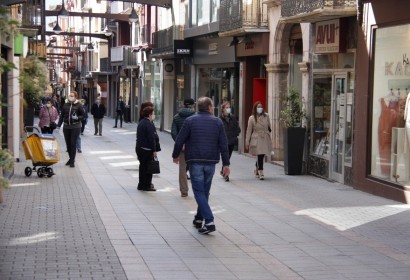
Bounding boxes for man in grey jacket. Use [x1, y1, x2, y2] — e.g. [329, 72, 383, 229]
[172, 97, 230, 234]
[171, 98, 196, 197]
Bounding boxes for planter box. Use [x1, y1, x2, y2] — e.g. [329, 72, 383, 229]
[283, 127, 306, 175]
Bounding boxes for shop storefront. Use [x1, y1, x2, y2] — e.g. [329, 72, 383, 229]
[192, 37, 239, 116]
[309, 17, 357, 185]
[355, 0, 410, 203]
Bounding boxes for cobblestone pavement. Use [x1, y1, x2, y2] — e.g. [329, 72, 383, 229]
[1, 117, 410, 280]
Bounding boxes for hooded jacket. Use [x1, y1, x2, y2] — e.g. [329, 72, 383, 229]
[171, 108, 196, 141]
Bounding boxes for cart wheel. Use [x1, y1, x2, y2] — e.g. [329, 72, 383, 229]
[24, 167, 32, 177]
[37, 167, 45, 178]
[47, 167, 54, 177]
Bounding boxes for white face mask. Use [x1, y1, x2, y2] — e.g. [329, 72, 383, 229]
[96, 99, 101, 104]
[257, 108, 263, 114]
[46, 103, 51, 108]
[68, 96, 75, 102]
[225, 108, 231, 114]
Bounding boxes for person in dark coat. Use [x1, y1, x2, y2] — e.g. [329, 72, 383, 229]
[90, 96, 106, 136]
[136, 106, 158, 192]
[219, 101, 241, 181]
[172, 97, 230, 235]
[113, 96, 126, 128]
[57, 91, 85, 167]
[171, 98, 196, 197]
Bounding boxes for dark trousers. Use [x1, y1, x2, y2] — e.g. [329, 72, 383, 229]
[81, 119, 87, 133]
[221, 145, 235, 173]
[63, 127, 81, 163]
[136, 147, 153, 189]
[256, 154, 265, 170]
[115, 111, 123, 127]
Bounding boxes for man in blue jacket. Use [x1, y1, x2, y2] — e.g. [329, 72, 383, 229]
[172, 97, 230, 234]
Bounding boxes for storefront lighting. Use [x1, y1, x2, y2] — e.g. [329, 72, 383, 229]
[53, 19, 62, 34]
[58, 1, 69, 20]
[103, 26, 113, 37]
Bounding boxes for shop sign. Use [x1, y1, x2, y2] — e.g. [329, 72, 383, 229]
[209, 43, 218, 56]
[174, 40, 193, 57]
[384, 54, 410, 76]
[315, 19, 341, 54]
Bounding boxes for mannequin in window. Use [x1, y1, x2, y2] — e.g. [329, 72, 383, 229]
[404, 91, 410, 150]
[378, 89, 400, 175]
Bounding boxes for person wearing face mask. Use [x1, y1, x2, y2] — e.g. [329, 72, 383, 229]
[245, 101, 272, 180]
[113, 96, 125, 128]
[136, 106, 158, 191]
[219, 101, 241, 182]
[57, 91, 85, 168]
[38, 97, 59, 134]
[91, 96, 106, 136]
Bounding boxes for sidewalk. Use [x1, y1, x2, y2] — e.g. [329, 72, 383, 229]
[1, 117, 410, 279]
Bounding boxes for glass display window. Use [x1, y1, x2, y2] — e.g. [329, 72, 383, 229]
[312, 75, 332, 158]
[371, 24, 410, 184]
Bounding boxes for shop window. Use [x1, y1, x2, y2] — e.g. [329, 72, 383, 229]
[371, 24, 410, 184]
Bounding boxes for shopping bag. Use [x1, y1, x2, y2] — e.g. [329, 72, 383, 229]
[147, 157, 160, 174]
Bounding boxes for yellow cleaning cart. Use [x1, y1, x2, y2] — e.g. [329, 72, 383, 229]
[22, 126, 60, 177]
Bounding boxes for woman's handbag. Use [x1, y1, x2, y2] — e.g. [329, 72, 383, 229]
[147, 156, 160, 174]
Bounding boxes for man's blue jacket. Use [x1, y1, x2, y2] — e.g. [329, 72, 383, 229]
[172, 111, 230, 166]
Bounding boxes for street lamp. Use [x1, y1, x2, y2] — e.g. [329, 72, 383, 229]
[53, 18, 62, 34]
[58, 1, 69, 20]
[103, 26, 113, 37]
[128, 6, 139, 24]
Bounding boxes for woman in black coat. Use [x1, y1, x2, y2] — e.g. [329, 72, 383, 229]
[57, 91, 85, 167]
[220, 101, 241, 181]
[136, 106, 158, 191]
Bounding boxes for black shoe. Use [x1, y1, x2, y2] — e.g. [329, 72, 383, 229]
[224, 176, 229, 182]
[220, 170, 224, 177]
[143, 187, 156, 192]
[70, 163, 75, 168]
[187, 173, 190, 180]
[94, 132, 97, 135]
[99, 134, 102, 136]
[65, 160, 71, 166]
[193, 219, 203, 229]
[77, 149, 82, 153]
[198, 224, 215, 234]
[113, 126, 117, 128]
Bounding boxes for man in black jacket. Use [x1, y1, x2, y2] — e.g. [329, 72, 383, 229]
[91, 96, 106, 136]
[113, 96, 126, 128]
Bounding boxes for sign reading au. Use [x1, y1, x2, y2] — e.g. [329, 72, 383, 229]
[315, 19, 341, 54]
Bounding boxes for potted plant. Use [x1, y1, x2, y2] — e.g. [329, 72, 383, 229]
[280, 87, 307, 175]
[20, 56, 49, 129]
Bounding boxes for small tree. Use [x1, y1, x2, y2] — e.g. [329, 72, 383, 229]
[0, 6, 18, 201]
[20, 56, 49, 107]
[280, 87, 307, 128]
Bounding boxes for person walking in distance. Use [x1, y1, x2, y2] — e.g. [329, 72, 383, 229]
[136, 106, 159, 192]
[219, 101, 241, 182]
[113, 96, 125, 128]
[57, 91, 85, 168]
[172, 97, 230, 234]
[171, 98, 196, 197]
[245, 101, 272, 180]
[91, 96, 106, 136]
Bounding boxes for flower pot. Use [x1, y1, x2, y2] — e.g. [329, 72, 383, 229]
[283, 127, 306, 175]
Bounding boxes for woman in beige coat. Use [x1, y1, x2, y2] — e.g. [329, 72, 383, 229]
[245, 101, 272, 180]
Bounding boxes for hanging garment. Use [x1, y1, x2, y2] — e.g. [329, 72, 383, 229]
[378, 97, 399, 175]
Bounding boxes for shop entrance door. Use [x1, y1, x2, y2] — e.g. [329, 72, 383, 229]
[330, 74, 348, 183]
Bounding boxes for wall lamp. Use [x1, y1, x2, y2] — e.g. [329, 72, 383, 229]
[103, 26, 113, 37]
[238, 36, 253, 44]
[227, 37, 238, 47]
[87, 42, 94, 50]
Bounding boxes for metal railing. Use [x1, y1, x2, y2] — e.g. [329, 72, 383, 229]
[152, 25, 184, 54]
[219, 0, 268, 33]
[281, 0, 357, 18]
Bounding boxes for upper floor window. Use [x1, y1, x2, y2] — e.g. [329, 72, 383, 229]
[190, 0, 219, 27]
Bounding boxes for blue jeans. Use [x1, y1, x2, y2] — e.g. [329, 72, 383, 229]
[189, 163, 216, 224]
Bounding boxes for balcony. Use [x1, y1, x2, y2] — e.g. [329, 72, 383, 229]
[281, 0, 357, 23]
[152, 25, 184, 56]
[110, 46, 138, 68]
[219, 0, 268, 37]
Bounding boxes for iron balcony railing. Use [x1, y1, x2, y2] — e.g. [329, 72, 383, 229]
[152, 25, 184, 55]
[219, 0, 268, 35]
[281, 0, 357, 18]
